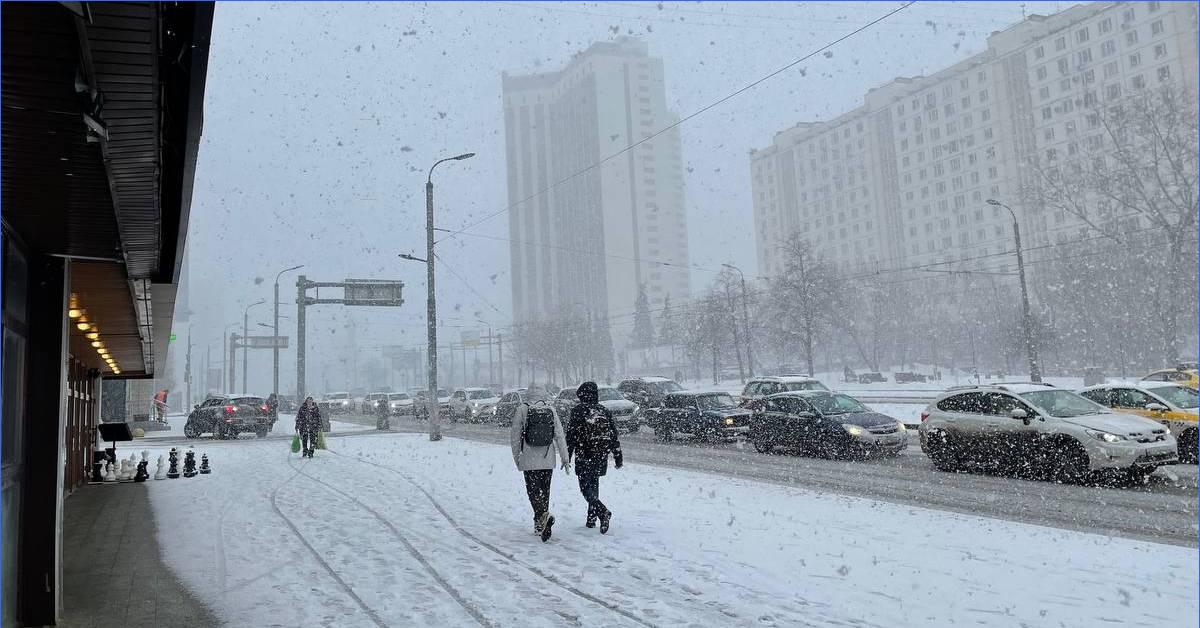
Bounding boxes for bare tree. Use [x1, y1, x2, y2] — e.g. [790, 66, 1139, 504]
[767, 239, 840, 376]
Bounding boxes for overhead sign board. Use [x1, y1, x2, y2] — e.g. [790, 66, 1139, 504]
[242, 335, 289, 349]
[461, 330, 479, 348]
[343, 279, 404, 306]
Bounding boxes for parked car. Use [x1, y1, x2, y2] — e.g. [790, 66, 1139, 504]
[387, 392, 416, 416]
[618, 376, 684, 426]
[362, 392, 389, 413]
[1078, 383, 1199, 464]
[740, 375, 829, 409]
[449, 388, 501, 422]
[322, 391, 353, 415]
[412, 388, 451, 420]
[749, 391, 906, 458]
[185, 394, 274, 439]
[1141, 367, 1199, 390]
[653, 391, 751, 442]
[857, 372, 887, 384]
[553, 384, 640, 433]
[893, 372, 928, 384]
[919, 383, 1178, 484]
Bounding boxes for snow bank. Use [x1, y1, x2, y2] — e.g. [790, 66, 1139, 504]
[137, 434, 1197, 627]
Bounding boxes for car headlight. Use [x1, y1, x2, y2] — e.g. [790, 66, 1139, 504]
[724, 417, 735, 426]
[632, 404, 640, 414]
[896, 422, 907, 432]
[843, 424, 865, 437]
[1085, 429, 1124, 443]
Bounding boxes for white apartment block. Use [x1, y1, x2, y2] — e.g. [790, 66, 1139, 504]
[503, 37, 690, 331]
[752, 2, 1198, 277]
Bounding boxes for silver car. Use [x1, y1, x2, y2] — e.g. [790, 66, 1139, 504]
[919, 383, 1177, 484]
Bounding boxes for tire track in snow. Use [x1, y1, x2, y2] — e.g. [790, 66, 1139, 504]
[268, 460, 390, 628]
[283, 457, 494, 628]
[327, 450, 660, 628]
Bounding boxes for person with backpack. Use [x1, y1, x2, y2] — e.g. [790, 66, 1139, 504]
[510, 383, 570, 542]
[296, 397, 322, 458]
[566, 381, 622, 534]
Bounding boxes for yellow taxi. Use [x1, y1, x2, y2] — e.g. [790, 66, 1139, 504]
[1078, 382, 1198, 463]
[1140, 367, 1199, 390]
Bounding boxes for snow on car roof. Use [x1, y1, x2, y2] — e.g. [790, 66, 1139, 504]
[755, 375, 819, 382]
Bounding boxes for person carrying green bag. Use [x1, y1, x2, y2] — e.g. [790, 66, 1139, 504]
[295, 397, 322, 458]
[315, 431, 327, 450]
[290, 434, 302, 454]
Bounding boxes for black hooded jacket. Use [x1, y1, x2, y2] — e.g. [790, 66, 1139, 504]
[567, 382, 622, 476]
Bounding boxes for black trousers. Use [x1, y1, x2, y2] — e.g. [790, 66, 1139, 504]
[523, 469, 553, 523]
[577, 472, 608, 521]
[299, 428, 317, 455]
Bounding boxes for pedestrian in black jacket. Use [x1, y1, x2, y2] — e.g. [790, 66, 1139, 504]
[296, 397, 322, 458]
[566, 381, 622, 533]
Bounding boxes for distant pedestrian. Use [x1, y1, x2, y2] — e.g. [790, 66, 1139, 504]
[510, 383, 570, 542]
[153, 389, 169, 422]
[296, 397, 322, 458]
[567, 381, 622, 533]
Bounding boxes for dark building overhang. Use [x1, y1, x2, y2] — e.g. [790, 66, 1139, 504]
[2, 1, 213, 377]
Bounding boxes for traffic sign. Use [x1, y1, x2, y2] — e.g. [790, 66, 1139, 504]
[343, 279, 404, 306]
[242, 335, 289, 349]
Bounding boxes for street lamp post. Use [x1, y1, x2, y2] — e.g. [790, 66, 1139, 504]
[987, 199, 1041, 382]
[222, 322, 238, 391]
[242, 299, 266, 392]
[722, 263, 754, 377]
[408, 152, 475, 441]
[273, 265, 304, 402]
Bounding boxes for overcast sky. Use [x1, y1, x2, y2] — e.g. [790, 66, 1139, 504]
[177, 0, 1067, 395]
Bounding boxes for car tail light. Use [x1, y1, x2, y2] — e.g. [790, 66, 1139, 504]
[224, 405, 236, 415]
[920, 411, 929, 423]
[261, 404, 270, 412]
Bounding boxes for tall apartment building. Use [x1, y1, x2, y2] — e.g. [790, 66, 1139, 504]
[503, 37, 690, 333]
[751, 1, 1198, 277]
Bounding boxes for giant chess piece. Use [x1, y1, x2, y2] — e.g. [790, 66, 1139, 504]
[183, 449, 197, 478]
[166, 448, 181, 479]
[134, 459, 149, 482]
[153, 455, 166, 480]
[117, 459, 130, 482]
[125, 454, 139, 481]
[198, 454, 211, 475]
[90, 448, 106, 484]
[103, 461, 117, 482]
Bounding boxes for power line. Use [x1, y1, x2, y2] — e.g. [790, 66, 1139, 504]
[439, 1, 918, 244]
[433, 252, 506, 317]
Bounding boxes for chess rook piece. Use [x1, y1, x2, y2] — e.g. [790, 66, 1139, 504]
[154, 455, 166, 480]
[198, 454, 211, 475]
[183, 449, 197, 478]
[134, 460, 149, 482]
[166, 448, 180, 479]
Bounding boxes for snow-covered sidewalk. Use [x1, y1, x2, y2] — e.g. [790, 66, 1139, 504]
[137, 434, 1197, 627]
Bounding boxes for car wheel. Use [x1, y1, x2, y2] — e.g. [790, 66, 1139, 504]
[1047, 437, 1091, 484]
[926, 430, 962, 472]
[183, 423, 199, 439]
[256, 429, 268, 438]
[1178, 428, 1198, 464]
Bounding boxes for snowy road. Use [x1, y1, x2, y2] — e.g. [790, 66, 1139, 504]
[384, 419, 1199, 548]
[137, 433, 1195, 627]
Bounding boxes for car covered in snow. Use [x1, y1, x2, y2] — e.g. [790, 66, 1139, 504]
[553, 385, 640, 433]
[387, 392, 416, 416]
[653, 391, 751, 442]
[739, 375, 829, 409]
[1141, 366, 1199, 390]
[919, 383, 1178, 484]
[1078, 383, 1198, 463]
[362, 392, 390, 414]
[749, 391, 907, 458]
[185, 394, 274, 439]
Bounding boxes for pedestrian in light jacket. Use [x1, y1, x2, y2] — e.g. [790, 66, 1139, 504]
[510, 383, 570, 541]
[296, 397, 322, 458]
[567, 381, 622, 533]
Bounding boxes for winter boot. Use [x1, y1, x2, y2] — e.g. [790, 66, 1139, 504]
[537, 511, 554, 542]
[599, 510, 612, 535]
[586, 514, 597, 528]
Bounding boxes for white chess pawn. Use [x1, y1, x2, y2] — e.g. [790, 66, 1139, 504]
[153, 455, 166, 480]
[141, 450, 150, 465]
[104, 461, 117, 482]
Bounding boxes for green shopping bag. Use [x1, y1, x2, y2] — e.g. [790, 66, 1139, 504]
[290, 434, 302, 453]
[316, 432, 327, 450]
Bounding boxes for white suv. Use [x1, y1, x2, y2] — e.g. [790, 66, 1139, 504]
[919, 383, 1177, 484]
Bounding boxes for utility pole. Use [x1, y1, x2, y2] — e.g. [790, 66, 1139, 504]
[497, 333, 504, 390]
[987, 199, 1041, 382]
[228, 333, 238, 392]
[184, 326, 192, 409]
[296, 275, 307, 400]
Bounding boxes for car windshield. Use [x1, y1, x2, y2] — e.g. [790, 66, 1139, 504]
[1020, 390, 1106, 418]
[468, 390, 494, 400]
[388, 394, 410, 401]
[784, 381, 827, 392]
[234, 397, 264, 405]
[1147, 386, 1199, 409]
[438, 389, 449, 397]
[696, 394, 737, 410]
[805, 393, 867, 415]
[597, 388, 623, 401]
[651, 381, 684, 394]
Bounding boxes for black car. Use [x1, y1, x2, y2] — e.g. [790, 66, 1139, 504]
[749, 391, 907, 459]
[553, 385, 641, 433]
[618, 376, 684, 426]
[185, 394, 274, 439]
[494, 390, 527, 427]
[653, 391, 751, 442]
